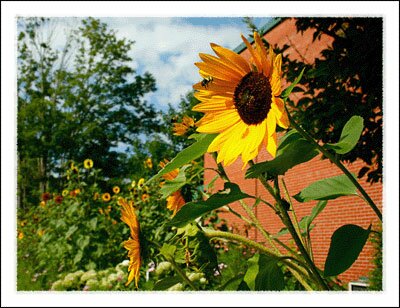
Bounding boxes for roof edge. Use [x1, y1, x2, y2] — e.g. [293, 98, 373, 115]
[233, 17, 285, 54]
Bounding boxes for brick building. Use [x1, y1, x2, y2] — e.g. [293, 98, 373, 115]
[203, 18, 382, 286]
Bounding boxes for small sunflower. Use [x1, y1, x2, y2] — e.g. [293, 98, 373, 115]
[141, 193, 150, 202]
[70, 190, 77, 197]
[102, 193, 111, 202]
[18, 232, 24, 240]
[39, 201, 46, 208]
[84, 159, 94, 169]
[93, 192, 100, 200]
[131, 180, 136, 188]
[172, 115, 196, 136]
[120, 198, 141, 288]
[144, 158, 153, 169]
[193, 32, 289, 167]
[138, 178, 145, 190]
[113, 186, 120, 194]
[62, 189, 69, 197]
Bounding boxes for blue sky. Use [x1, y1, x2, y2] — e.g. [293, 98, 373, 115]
[99, 17, 272, 111]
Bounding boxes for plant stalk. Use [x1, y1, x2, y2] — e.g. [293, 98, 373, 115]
[285, 105, 382, 221]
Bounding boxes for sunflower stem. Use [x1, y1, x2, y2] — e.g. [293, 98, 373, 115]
[280, 178, 306, 251]
[211, 153, 279, 251]
[210, 154, 316, 287]
[166, 255, 199, 291]
[256, 175, 329, 291]
[203, 229, 311, 283]
[285, 105, 382, 222]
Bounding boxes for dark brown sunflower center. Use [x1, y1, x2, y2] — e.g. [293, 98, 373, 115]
[233, 72, 272, 125]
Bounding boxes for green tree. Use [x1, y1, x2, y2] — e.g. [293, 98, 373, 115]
[282, 18, 383, 183]
[17, 17, 158, 206]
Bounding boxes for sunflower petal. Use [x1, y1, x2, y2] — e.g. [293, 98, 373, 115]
[192, 99, 234, 112]
[266, 132, 277, 157]
[197, 109, 240, 133]
[199, 53, 245, 78]
[241, 34, 262, 72]
[195, 62, 241, 82]
[210, 43, 251, 74]
[241, 121, 267, 165]
[254, 32, 272, 76]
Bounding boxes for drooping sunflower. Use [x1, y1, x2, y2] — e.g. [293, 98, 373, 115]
[193, 32, 289, 167]
[102, 193, 111, 202]
[119, 198, 141, 288]
[159, 159, 186, 216]
[83, 159, 94, 169]
[166, 191, 186, 216]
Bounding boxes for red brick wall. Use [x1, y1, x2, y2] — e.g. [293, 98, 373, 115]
[203, 18, 382, 285]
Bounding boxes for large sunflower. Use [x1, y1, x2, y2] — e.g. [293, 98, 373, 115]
[193, 32, 289, 167]
[120, 198, 141, 288]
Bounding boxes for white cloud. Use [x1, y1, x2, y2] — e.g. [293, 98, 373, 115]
[102, 17, 250, 110]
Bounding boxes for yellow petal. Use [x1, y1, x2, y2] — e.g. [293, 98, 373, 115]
[270, 54, 282, 96]
[197, 109, 240, 133]
[241, 121, 267, 165]
[254, 32, 272, 77]
[208, 122, 243, 153]
[195, 62, 241, 82]
[199, 53, 245, 78]
[192, 99, 234, 112]
[218, 122, 248, 166]
[266, 132, 277, 157]
[266, 110, 276, 137]
[210, 43, 251, 75]
[241, 34, 262, 72]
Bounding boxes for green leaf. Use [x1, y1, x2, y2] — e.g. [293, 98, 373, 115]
[324, 224, 371, 276]
[88, 217, 97, 231]
[153, 276, 183, 291]
[306, 200, 328, 228]
[326, 116, 364, 154]
[281, 67, 306, 98]
[148, 133, 217, 183]
[159, 243, 177, 259]
[246, 130, 318, 179]
[293, 174, 358, 202]
[77, 235, 90, 250]
[73, 250, 83, 264]
[65, 225, 78, 239]
[159, 165, 190, 199]
[218, 274, 244, 291]
[244, 254, 285, 291]
[168, 183, 252, 227]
